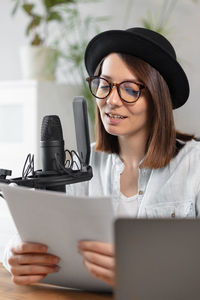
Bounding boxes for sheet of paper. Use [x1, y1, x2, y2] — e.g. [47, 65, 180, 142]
[0, 183, 114, 291]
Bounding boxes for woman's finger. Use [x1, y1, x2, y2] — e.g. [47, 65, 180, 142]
[78, 241, 114, 256]
[10, 264, 59, 276]
[11, 242, 48, 254]
[12, 274, 46, 285]
[83, 259, 115, 286]
[81, 250, 115, 270]
[8, 253, 60, 266]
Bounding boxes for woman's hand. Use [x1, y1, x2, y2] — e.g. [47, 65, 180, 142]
[78, 241, 115, 286]
[8, 242, 60, 285]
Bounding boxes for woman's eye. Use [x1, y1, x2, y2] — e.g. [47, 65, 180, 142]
[100, 85, 110, 90]
[124, 87, 138, 96]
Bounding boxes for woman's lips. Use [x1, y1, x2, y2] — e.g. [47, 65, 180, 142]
[105, 112, 127, 124]
[106, 113, 127, 119]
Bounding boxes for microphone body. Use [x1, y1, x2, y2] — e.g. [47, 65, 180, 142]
[41, 140, 65, 173]
[40, 115, 66, 191]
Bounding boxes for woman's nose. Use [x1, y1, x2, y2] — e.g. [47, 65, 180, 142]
[106, 86, 122, 106]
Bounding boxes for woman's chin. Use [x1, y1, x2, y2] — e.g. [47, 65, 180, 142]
[104, 125, 122, 136]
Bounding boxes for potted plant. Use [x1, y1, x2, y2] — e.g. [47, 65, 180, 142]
[12, 0, 75, 81]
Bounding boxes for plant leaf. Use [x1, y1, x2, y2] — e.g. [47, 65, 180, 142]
[25, 16, 42, 35]
[31, 33, 43, 46]
[47, 11, 63, 22]
[42, 0, 75, 9]
[22, 4, 35, 16]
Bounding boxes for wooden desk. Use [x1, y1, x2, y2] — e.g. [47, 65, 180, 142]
[0, 264, 113, 300]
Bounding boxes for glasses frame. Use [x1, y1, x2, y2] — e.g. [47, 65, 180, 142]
[86, 76, 145, 104]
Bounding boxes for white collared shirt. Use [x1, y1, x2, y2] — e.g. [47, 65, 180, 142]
[66, 139, 200, 219]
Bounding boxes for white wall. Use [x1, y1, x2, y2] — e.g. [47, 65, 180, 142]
[0, 0, 199, 136]
[0, 1, 25, 81]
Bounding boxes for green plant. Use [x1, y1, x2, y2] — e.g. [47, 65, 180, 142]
[11, 0, 75, 45]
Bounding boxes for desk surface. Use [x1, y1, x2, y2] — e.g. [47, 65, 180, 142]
[0, 264, 113, 300]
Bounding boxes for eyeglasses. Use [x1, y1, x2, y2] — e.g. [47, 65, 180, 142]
[86, 76, 145, 103]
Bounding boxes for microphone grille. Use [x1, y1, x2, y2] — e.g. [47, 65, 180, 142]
[41, 115, 64, 141]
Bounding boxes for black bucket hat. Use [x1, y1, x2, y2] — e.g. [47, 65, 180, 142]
[84, 27, 190, 109]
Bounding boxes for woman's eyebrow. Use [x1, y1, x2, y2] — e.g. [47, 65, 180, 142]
[101, 74, 141, 83]
[101, 74, 112, 80]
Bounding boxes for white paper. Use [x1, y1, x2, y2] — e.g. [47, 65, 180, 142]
[0, 183, 114, 291]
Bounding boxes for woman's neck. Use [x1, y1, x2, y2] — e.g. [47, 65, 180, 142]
[118, 132, 148, 168]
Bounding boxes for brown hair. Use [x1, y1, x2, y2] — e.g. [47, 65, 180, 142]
[94, 53, 194, 169]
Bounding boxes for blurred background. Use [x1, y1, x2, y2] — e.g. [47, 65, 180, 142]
[0, 1, 200, 129]
[0, 1, 200, 163]
[0, 0, 199, 260]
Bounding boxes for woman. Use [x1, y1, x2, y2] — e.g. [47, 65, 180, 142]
[3, 27, 200, 287]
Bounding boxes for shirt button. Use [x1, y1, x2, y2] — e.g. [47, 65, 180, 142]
[171, 212, 175, 218]
[138, 190, 143, 195]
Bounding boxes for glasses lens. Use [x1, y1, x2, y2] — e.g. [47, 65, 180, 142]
[120, 82, 141, 103]
[90, 77, 110, 99]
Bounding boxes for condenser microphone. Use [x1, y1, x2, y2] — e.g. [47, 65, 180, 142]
[40, 115, 65, 173]
[0, 97, 93, 192]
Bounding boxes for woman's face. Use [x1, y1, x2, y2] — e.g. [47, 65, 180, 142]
[96, 53, 151, 139]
